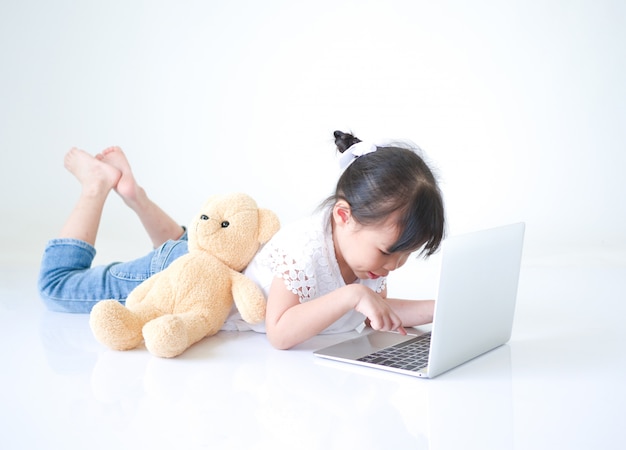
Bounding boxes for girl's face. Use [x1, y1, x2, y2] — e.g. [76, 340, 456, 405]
[332, 201, 412, 282]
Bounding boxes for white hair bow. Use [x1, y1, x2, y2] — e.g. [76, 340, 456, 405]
[338, 139, 402, 171]
[338, 141, 378, 171]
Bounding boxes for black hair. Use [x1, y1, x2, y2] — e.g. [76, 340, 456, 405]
[324, 130, 445, 257]
[333, 130, 362, 152]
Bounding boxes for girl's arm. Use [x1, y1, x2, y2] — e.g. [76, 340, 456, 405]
[384, 298, 435, 328]
[264, 277, 405, 350]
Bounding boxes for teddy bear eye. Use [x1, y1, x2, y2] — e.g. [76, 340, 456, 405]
[221, 221, 230, 228]
[200, 215, 209, 220]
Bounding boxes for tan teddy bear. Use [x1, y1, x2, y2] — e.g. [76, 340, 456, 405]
[89, 192, 280, 358]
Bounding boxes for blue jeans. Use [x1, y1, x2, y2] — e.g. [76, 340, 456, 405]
[38, 232, 189, 313]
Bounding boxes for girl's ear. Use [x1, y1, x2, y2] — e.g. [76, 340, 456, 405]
[332, 200, 352, 225]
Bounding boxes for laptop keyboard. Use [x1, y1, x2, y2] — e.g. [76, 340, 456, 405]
[357, 333, 431, 372]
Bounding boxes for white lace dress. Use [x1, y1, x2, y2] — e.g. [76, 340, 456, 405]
[222, 210, 387, 333]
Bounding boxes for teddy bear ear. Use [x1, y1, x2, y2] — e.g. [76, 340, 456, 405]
[257, 209, 280, 244]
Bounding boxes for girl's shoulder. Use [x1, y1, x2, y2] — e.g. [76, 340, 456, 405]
[255, 210, 338, 301]
[256, 211, 332, 269]
[268, 211, 329, 251]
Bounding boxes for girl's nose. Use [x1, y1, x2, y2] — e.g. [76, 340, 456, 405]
[383, 253, 409, 272]
[383, 258, 400, 272]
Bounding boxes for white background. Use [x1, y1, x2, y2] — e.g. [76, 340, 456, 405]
[2, 4, 624, 447]
[1, 0, 624, 272]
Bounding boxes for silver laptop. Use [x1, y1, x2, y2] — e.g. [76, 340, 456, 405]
[314, 222, 525, 378]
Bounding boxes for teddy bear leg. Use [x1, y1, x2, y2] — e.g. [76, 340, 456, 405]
[143, 312, 220, 358]
[89, 300, 146, 351]
[143, 315, 190, 358]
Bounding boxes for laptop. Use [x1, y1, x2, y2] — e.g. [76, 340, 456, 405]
[314, 222, 525, 378]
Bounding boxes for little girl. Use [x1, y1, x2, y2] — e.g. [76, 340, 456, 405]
[38, 131, 445, 350]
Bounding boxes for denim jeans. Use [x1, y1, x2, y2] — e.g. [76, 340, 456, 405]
[38, 232, 189, 313]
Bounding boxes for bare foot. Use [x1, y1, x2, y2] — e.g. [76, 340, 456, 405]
[64, 147, 121, 196]
[95, 146, 184, 245]
[96, 146, 143, 205]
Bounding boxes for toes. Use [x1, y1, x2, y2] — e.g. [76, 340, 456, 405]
[102, 146, 122, 156]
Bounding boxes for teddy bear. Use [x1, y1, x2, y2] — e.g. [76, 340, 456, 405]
[89, 192, 280, 358]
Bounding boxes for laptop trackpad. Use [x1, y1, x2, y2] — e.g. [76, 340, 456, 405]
[315, 331, 419, 360]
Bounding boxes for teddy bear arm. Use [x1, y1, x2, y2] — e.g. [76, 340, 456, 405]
[231, 271, 266, 324]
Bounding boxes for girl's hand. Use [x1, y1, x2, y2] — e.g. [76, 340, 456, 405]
[351, 285, 407, 335]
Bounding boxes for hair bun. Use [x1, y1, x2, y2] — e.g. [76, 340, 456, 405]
[334, 130, 362, 154]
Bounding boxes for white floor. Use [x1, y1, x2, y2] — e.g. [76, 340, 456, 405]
[1, 258, 625, 450]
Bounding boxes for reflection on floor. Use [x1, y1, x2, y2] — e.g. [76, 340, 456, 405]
[1, 260, 625, 449]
